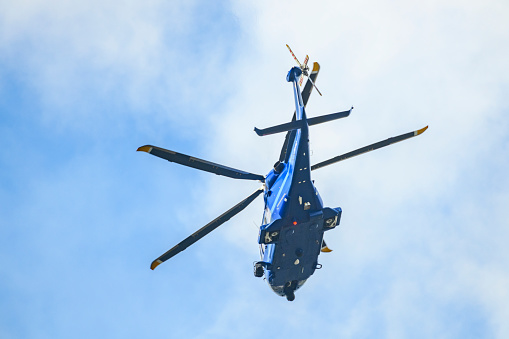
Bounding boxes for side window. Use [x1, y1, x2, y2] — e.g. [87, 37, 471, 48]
[263, 206, 272, 225]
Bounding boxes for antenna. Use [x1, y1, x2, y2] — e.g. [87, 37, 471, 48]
[286, 44, 322, 96]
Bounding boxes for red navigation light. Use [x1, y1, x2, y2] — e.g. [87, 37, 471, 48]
[293, 221, 297, 226]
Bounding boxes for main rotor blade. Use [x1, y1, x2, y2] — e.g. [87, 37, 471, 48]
[150, 187, 264, 270]
[311, 126, 428, 171]
[137, 145, 265, 181]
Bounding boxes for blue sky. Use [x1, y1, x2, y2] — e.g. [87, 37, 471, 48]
[1, 0, 509, 338]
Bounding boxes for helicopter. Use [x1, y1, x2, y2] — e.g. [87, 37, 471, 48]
[137, 45, 428, 301]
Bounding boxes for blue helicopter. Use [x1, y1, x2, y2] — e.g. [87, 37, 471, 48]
[137, 45, 428, 301]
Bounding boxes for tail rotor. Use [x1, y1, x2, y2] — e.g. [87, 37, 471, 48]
[299, 55, 309, 86]
[286, 44, 322, 96]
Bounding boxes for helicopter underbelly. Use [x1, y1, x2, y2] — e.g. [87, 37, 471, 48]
[265, 219, 324, 289]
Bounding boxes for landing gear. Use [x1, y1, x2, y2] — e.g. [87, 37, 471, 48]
[273, 161, 285, 174]
[285, 291, 295, 301]
[253, 262, 265, 278]
[284, 281, 296, 301]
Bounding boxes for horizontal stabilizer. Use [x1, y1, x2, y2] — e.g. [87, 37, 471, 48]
[307, 108, 352, 126]
[254, 120, 305, 137]
[151, 187, 264, 269]
[255, 108, 352, 137]
[137, 145, 265, 181]
[311, 126, 428, 171]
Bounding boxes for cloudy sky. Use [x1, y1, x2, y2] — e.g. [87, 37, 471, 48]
[1, 0, 508, 338]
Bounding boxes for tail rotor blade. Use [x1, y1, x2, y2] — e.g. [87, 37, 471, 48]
[302, 55, 309, 69]
[299, 75, 304, 86]
[137, 145, 265, 181]
[311, 126, 428, 171]
[286, 44, 303, 68]
[151, 187, 265, 270]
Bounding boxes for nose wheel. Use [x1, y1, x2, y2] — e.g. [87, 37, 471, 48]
[285, 290, 295, 301]
[284, 281, 296, 301]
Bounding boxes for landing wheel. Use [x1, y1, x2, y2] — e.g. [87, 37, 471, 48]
[285, 291, 295, 301]
[273, 161, 285, 173]
[253, 262, 265, 278]
[254, 265, 264, 278]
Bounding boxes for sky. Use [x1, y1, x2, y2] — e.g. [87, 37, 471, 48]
[1, 0, 509, 338]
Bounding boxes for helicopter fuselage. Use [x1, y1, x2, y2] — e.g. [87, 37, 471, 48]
[258, 67, 341, 298]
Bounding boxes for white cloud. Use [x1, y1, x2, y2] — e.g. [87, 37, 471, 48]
[1, 0, 509, 337]
[0, 0, 243, 139]
[206, 0, 509, 337]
